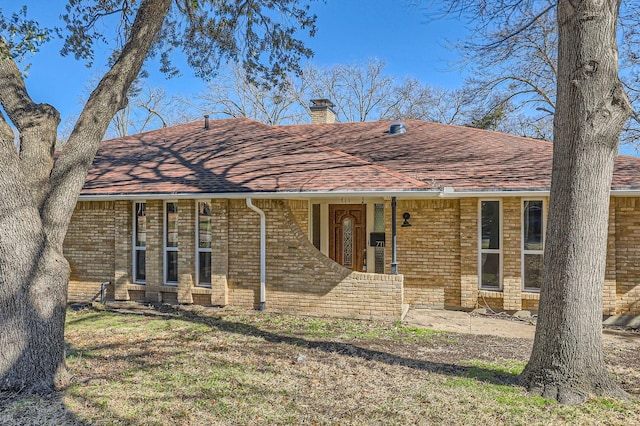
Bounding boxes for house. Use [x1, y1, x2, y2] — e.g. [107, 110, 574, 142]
[64, 101, 640, 320]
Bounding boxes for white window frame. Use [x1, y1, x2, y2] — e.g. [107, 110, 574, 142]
[196, 200, 213, 287]
[521, 198, 546, 292]
[478, 199, 503, 290]
[132, 201, 146, 284]
[164, 201, 179, 286]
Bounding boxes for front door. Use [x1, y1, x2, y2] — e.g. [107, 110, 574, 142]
[329, 204, 367, 272]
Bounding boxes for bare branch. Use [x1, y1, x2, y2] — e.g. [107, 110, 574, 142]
[44, 0, 173, 247]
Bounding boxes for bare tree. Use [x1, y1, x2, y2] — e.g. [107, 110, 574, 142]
[379, 78, 470, 123]
[303, 58, 396, 122]
[184, 63, 309, 125]
[110, 85, 180, 138]
[0, 0, 317, 394]
[457, 6, 558, 128]
[450, 1, 640, 146]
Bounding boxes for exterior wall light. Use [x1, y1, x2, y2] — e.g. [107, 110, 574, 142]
[401, 212, 412, 227]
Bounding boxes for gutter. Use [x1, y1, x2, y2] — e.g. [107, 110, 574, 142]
[246, 198, 266, 311]
[391, 197, 398, 275]
[77, 188, 640, 202]
[77, 188, 560, 201]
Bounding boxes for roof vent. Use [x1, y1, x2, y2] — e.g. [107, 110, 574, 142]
[204, 114, 210, 130]
[389, 121, 406, 135]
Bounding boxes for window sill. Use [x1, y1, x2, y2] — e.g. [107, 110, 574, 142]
[521, 291, 540, 300]
[478, 289, 503, 299]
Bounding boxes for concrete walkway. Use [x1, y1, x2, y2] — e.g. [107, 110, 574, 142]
[403, 309, 536, 339]
[403, 308, 640, 344]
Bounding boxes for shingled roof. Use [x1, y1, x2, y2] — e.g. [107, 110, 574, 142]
[80, 117, 640, 198]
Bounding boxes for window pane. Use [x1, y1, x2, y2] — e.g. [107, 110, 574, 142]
[166, 251, 178, 283]
[343, 218, 353, 267]
[524, 254, 543, 289]
[481, 201, 500, 249]
[166, 202, 178, 248]
[135, 250, 146, 282]
[312, 204, 321, 250]
[135, 203, 146, 247]
[374, 203, 385, 274]
[198, 202, 212, 249]
[198, 252, 212, 285]
[524, 201, 543, 250]
[481, 253, 500, 287]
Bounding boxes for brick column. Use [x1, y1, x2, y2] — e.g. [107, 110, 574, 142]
[177, 200, 195, 304]
[114, 200, 132, 300]
[502, 197, 522, 311]
[460, 198, 479, 309]
[145, 200, 163, 302]
[210, 199, 229, 305]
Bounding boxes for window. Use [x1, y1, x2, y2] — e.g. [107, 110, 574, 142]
[374, 203, 385, 274]
[165, 201, 179, 284]
[523, 200, 545, 291]
[133, 202, 146, 283]
[479, 200, 502, 289]
[312, 203, 321, 250]
[197, 201, 212, 287]
[343, 217, 353, 267]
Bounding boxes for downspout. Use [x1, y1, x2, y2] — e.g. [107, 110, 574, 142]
[391, 196, 398, 275]
[246, 198, 266, 311]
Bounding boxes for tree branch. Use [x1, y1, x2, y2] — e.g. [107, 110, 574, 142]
[0, 39, 59, 206]
[42, 0, 173, 248]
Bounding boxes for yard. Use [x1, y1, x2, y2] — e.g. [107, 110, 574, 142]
[1, 303, 639, 425]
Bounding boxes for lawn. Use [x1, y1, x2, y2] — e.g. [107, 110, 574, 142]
[1, 303, 639, 425]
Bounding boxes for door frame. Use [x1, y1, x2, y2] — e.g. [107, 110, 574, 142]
[329, 204, 367, 272]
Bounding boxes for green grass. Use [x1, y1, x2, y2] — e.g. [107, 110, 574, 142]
[1, 304, 638, 426]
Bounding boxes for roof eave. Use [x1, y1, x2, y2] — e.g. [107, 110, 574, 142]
[77, 188, 562, 201]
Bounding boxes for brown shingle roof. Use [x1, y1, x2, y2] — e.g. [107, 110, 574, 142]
[80, 117, 640, 197]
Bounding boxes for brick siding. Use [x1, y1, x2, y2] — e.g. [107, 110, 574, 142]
[64, 195, 640, 318]
[65, 201, 116, 301]
[389, 199, 461, 309]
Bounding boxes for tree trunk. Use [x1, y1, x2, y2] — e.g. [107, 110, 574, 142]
[521, 0, 632, 404]
[0, 240, 70, 393]
[0, 0, 173, 394]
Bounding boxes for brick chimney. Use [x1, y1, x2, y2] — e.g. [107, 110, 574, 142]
[309, 99, 336, 124]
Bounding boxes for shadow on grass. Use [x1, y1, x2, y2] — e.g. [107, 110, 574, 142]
[97, 304, 522, 387]
[55, 304, 528, 424]
[0, 391, 89, 426]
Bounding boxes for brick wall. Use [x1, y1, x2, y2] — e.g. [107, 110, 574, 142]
[64, 195, 640, 318]
[460, 198, 479, 309]
[502, 197, 522, 311]
[605, 199, 617, 315]
[113, 200, 132, 300]
[615, 197, 640, 314]
[210, 200, 229, 306]
[144, 200, 163, 302]
[227, 199, 403, 320]
[390, 199, 461, 309]
[287, 200, 309, 234]
[65, 201, 116, 301]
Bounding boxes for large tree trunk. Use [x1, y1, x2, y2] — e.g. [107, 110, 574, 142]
[0, 0, 172, 394]
[521, 0, 632, 404]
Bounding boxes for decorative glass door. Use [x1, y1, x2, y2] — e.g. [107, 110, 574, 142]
[329, 204, 366, 272]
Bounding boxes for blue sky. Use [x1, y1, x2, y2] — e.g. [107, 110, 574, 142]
[12, 1, 639, 156]
[21, 1, 469, 122]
